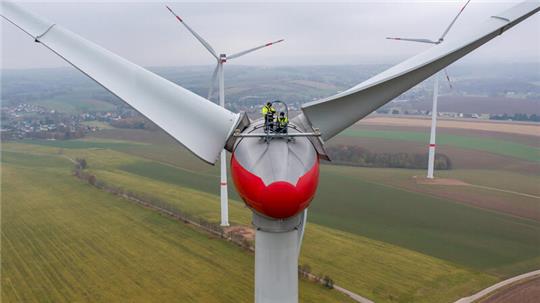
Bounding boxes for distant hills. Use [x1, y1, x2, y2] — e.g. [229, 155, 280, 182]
[2, 63, 539, 115]
[409, 96, 540, 115]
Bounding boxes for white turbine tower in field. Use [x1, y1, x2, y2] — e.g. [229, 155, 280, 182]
[387, 0, 470, 179]
[166, 5, 284, 226]
[3, 1, 538, 302]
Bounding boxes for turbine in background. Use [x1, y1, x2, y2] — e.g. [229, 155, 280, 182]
[166, 5, 284, 226]
[427, 69, 454, 179]
[387, 0, 470, 179]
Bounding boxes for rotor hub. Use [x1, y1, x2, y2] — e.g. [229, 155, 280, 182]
[231, 121, 319, 219]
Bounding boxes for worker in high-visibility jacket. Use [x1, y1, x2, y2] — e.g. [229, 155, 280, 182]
[262, 102, 276, 132]
[277, 112, 288, 133]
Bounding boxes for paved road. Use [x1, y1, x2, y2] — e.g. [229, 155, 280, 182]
[454, 269, 540, 303]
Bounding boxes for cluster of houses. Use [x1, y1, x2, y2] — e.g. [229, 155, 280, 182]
[0, 103, 129, 140]
[79, 111, 127, 122]
[5, 103, 50, 116]
[379, 107, 491, 120]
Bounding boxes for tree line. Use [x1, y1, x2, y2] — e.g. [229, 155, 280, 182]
[73, 162, 241, 245]
[73, 158, 336, 288]
[299, 264, 334, 289]
[326, 145, 452, 170]
[490, 113, 540, 122]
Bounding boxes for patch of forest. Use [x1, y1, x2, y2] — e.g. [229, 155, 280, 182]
[326, 145, 452, 170]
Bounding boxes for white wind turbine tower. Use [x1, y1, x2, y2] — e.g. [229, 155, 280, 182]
[387, 0, 470, 179]
[166, 6, 284, 226]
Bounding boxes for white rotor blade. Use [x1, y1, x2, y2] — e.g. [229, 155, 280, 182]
[2, 2, 241, 164]
[439, 0, 473, 42]
[207, 63, 219, 100]
[444, 69, 453, 89]
[299, 1, 539, 141]
[386, 37, 438, 44]
[227, 39, 284, 60]
[166, 5, 219, 60]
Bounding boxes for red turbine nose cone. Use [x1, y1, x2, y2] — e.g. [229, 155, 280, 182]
[231, 155, 319, 219]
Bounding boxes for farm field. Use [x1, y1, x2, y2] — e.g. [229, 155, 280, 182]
[407, 96, 540, 116]
[45, 126, 540, 204]
[339, 128, 539, 162]
[22, 132, 540, 222]
[3, 117, 539, 302]
[81, 120, 114, 129]
[0, 151, 354, 303]
[358, 116, 540, 138]
[102, 157, 540, 274]
[92, 122, 540, 173]
[81, 167, 499, 302]
[86, 157, 539, 273]
[311, 165, 540, 276]
[3, 58, 539, 303]
[330, 136, 539, 173]
[14, 124, 540, 267]
[329, 118, 540, 222]
[2, 143, 500, 303]
[320, 164, 540, 221]
[477, 275, 540, 303]
[30, 94, 117, 113]
[20, 123, 540, 197]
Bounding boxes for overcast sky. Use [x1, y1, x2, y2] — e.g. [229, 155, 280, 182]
[1, 1, 539, 69]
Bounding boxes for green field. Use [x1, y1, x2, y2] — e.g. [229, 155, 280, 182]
[118, 161, 241, 201]
[436, 169, 540, 196]
[1, 151, 354, 303]
[81, 121, 114, 129]
[312, 165, 540, 275]
[99, 150, 540, 276]
[1, 142, 502, 303]
[89, 170, 498, 302]
[340, 129, 540, 162]
[29, 93, 116, 113]
[20, 138, 141, 150]
[12, 136, 540, 278]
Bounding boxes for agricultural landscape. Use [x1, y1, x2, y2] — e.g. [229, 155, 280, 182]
[2, 59, 540, 303]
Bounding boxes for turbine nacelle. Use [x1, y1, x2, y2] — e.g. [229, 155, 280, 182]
[231, 121, 319, 219]
[219, 53, 227, 63]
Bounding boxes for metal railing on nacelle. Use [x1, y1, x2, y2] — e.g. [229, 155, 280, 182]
[233, 126, 321, 142]
[233, 131, 321, 138]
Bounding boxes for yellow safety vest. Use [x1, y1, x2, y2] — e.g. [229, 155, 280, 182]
[262, 105, 276, 116]
[278, 116, 288, 127]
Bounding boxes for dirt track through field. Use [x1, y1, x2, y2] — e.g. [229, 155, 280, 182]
[411, 176, 540, 221]
[476, 276, 540, 303]
[359, 117, 540, 137]
[454, 270, 540, 303]
[416, 177, 540, 199]
[468, 184, 540, 200]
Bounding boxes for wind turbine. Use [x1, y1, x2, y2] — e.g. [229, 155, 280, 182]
[387, 0, 470, 179]
[166, 5, 284, 227]
[2, 1, 538, 302]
